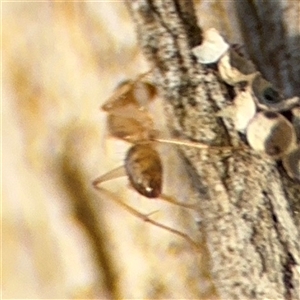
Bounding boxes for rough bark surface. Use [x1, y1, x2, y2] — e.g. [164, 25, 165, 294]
[236, 0, 300, 98]
[127, 1, 300, 299]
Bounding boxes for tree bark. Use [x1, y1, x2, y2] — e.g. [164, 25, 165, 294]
[126, 1, 300, 299]
[235, 0, 300, 98]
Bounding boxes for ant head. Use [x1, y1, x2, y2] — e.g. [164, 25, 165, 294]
[125, 143, 162, 198]
[101, 80, 134, 112]
[101, 79, 157, 113]
[132, 81, 157, 107]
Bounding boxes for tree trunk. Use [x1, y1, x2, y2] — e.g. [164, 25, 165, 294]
[126, 1, 300, 299]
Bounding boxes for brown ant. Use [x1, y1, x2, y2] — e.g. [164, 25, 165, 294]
[93, 71, 240, 251]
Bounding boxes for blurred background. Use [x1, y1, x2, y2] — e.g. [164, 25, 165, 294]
[2, 1, 299, 299]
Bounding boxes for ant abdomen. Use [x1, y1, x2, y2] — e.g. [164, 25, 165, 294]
[125, 143, 162, 198]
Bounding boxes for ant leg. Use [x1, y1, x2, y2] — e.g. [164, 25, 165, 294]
[93, 185, 201, 253]
[93, 165, 126, 186]
[159, 194, 197, 209]
[153, 137, 245, 151]
[126, 185, 197, 209]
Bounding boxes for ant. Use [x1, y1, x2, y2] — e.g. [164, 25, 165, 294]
[92, 70, 242, 252]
